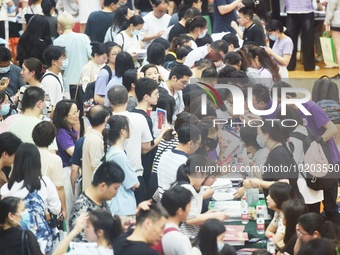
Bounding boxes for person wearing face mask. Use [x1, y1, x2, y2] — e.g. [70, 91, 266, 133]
[192, 219, 231, 255]
[0, 91, 16, 121]
[264, 19, 293, 78]
[248, 120, 301, 203]
[185, 16, 208, 50]
[0, 197, 43, 255]
[41, 45, 67, 107]
[114, 15, 145, 53]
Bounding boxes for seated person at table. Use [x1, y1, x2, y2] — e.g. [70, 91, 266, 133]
[265, 182, 297, 247]
[234, 125, 269, 199]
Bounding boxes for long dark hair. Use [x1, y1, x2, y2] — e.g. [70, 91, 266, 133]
[102, 115, 130, 161]
[52, 99, 77, 138]
[192, 219, 226, 255]
[111, 6, 130, 33]
[88, 209, 122, 248]
[249, 46, 280, 80]
[8, 143, 42, 192]
[0, 197, 21, 226]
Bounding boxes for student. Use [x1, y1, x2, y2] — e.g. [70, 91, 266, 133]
[53, 209, 122, 255]
[107, 85, 154, 205]
[0, 143, 61, 254]
[82, 105, 111, 191]
[94, 43, 122, 105]
[140, 64, 162, 85]
[185, 16, 208, 49]
[265, 19, 293, 78]
[159, 65, 192, 117]
[157, 123, 201, 200]
[265, 182, 296, 246]
[41, 45, 66, 107]
[176, 154, 228, 238]
[122, 69, 138, 111]
[32, 121, 66, 219]
[114, 203, 169, 255]
[114, 15, 144, 52]
[69, 161, 125, 242]
[103, 115, 140, 216]
[298, 238, 336, 255]
[160, 186, 193, 255]
[0, 197, 43, 255]
[0, 132, 22, 188]
[192, 219, 227, 255]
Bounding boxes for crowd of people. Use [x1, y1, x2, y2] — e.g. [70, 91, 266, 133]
[0, 0, 340, 254]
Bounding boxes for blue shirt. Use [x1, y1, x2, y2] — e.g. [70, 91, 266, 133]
[106, 146, 138, 216]
[213, 0, 237, 33]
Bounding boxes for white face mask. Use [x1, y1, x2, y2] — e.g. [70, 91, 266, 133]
[217, 242, 224, 252]
[0, 65, 10, 74]
[198, 30, 207, 39]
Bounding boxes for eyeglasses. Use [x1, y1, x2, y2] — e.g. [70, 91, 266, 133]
[178, 79, 188, 85]
[68, 110, 80, 116]
[193, 140, 202, 147]
[296, 225, 309, 237]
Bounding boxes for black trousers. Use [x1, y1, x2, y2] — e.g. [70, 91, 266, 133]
[323, 178, 340, 224]
[286, 12, 315, 71]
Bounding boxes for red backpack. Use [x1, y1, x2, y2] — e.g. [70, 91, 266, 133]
[151, 227, 179, 255]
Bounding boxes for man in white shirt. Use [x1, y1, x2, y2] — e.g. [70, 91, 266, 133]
[161, 186, 193, 255]
[41, 45, 67, 107]
[160, 65, 192, 118]
[142, 0, 171, 48]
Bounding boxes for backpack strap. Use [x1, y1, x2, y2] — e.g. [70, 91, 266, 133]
[290, 131, 309, 153]
[110, 27, 114, 42]
[163, 227, 179, 235]
[101, 65, 112, 81]
[42, 73, 63, 92]
[120, 32, 125, 50]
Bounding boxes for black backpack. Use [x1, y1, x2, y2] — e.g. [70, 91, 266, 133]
[83, 65, 113, 102]
[312, 75, 339, 103]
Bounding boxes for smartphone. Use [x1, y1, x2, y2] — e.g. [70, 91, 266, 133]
[0, 77, 8, 86]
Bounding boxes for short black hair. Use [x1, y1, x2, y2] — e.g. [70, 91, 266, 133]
[122, 69, 137, 92]
[136, 203, 168, 226]
[32, 121, 56, 147]
[176, 46, 192, 60]
[90, 41, 106, 58]
[0, 132, 22, 157]
[0, 46, 12, 62]
[21, 87, 45, 111]
[147, 43, 165, 65]
[168, 64, 192, 80]
[108, 85, 128, 106]
[239, 6, 254, 20]
[177, 123, 201, 144]
[161, 186, 192, 216]
[135, 78, 158, 102]
[272, 81, 296, 99]
[210, 40, 229, 55]
[43, 45, 66, 67]
[92, 161, 125, 186]
[201, 67, 218, 80]
[104, 0, 120, 7]
[252, 83, 270, 103]
[239, 126, 260, 150]
[222, 33, 240, 48]
[86, 105, 111, 127]
[152, 37, 170, 51]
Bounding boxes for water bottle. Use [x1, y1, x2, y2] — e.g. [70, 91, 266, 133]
[256, 206, 265, 234]
[241, 197, 249, 224]
[267, 234, 275, 255]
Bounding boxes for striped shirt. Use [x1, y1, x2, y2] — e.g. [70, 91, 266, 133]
[152, 137, 179, 174]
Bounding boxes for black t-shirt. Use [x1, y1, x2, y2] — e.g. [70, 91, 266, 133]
[0, 228, 43, 255]
[84, 11, 116, 42]
[242, 23, 265, 46]
[262, 145, 301, 199]
[114, 231, 160, 255]
[168, 23, 187, 43]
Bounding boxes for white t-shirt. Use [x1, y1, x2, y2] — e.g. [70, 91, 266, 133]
[114, 31, 141, 52]
[0, 176, 61, 215]
[20, 4, 43, 24]
[39, 148, 64, 187]
[68, 242, 113, 255]
[142, 11, 171, 48]
[113, 111, 153, 175]
[159, 81, 184, 121]
[41, 71, 64, 107]
[184, 45, 209, 68]
[162, 223, 193, 255]
[0, 0, 12, 21]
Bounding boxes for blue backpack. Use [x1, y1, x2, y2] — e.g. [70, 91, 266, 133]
[22, 190, 53, 254]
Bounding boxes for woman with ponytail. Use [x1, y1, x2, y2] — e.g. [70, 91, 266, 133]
[248, 120, 301, 201]
[185, 16, 208, 49]
[103, 115, 140, 217]
[53, 209, 122, 255]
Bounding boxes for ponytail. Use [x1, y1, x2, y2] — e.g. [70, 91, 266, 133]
[176, 163, 190, 183]
[101, 124, 110, 162]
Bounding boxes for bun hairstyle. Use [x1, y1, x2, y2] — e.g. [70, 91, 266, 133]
[90, 41, 106, 58]
[185, 16, 207, 32]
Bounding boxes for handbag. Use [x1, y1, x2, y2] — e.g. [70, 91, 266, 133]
[21, 230, 32, 255]
[320, 31, 337, 67]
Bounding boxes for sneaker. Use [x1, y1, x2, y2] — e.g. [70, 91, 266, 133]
[315, 65, 320, 71]
[325, 65, 335, 69]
